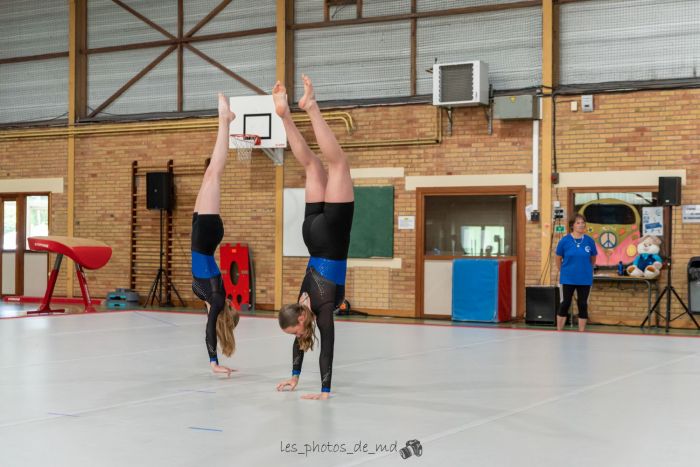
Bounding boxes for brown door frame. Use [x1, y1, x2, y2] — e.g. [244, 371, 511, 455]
[415, 185, 527, 320]
[0, 193, 19, 296]
[0, 198, 4, 295]
[0, 193, 51, 297]
[1, 195, 18, 296]
[15, 196, 26, 296]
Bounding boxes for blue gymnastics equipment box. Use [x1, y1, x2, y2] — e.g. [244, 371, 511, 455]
[452, 259, 513, 322]
[106, 288, 139, 310]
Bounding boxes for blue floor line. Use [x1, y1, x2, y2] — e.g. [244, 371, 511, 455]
[188, 426, 223, 432]
[133, 312, 179, 327]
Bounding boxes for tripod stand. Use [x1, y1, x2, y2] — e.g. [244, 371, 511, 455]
[146, 208, 185, 307]
[641, 205, 700, 332]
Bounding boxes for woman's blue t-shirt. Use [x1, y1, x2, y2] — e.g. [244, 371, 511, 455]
[556, 234, 597, 286]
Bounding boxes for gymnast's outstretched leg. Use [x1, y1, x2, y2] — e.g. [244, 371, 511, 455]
[272, 80, 327, 203]
[298, 74, 353, 204]
[194, 93, 235, 215]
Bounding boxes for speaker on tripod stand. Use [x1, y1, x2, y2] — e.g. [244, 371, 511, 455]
[145, 172, 184, 307]
[641, 176, 700, 331]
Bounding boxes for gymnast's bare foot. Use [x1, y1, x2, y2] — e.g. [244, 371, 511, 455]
[218, 93, 235, 123]
[298, 74, 317, 112]
[272, 81, 291, 118]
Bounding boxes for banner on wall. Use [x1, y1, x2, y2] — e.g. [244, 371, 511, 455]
[682, 205, 700, 224]
[642, 207, 663, 236]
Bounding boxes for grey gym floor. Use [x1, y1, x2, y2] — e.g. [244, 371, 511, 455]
[1, 309, 699, 467]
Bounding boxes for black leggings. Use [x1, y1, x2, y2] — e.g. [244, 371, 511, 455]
[558, 284, 591, 319]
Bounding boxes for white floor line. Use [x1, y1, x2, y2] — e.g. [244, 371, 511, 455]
[3, 313, 277, 340]
[0, 386, 221, 430]
[339, 351, 700, 466]
[334, 332, 542, 371]
[8, 323, 188, 339]
[0, 321, 614, 432]
[2, 314, 531, 371]
[0, 363, 292, 430]
[0, 331, 546, 431]
[0, 332, 285, 370]
[4, 321, 698, 461]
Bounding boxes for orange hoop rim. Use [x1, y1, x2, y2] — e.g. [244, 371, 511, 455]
[230, 134, 261, 146]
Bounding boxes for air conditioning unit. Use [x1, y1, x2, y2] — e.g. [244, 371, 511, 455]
[432, 60, 489, 107]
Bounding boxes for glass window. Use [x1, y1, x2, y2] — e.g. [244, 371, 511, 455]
[3, 201, 17, 250]
[461, 225, 507, 257]
[425, 195, 517, 257]
[583, 203, 637, 225]
[574, 191, 654, 208]
[25, 196, 49, 248]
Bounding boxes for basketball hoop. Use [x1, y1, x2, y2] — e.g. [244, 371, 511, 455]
[230, 134, 261, 162]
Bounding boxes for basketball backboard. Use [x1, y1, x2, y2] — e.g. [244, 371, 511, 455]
[229, 95, 286, 165]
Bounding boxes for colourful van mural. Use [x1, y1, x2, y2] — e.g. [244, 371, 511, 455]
[578, 198, 641, 267]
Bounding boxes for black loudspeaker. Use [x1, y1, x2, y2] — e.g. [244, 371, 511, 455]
[525, 286, 560, 325]
[658, 176, 681, 206]
[146, 172, 174, 211]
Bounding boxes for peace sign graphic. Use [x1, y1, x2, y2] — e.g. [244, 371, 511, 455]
[599, 231, 617, 249]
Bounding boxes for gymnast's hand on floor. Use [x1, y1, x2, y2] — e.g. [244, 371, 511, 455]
[301, 393, 330, 400]
[210, 363, 234, 376]
[276, 376, 299, 391]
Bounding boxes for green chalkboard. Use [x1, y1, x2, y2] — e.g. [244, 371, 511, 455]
[348, 186, 394, 258]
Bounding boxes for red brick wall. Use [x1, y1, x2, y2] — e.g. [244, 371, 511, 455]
[552, 89, 700, 327]
[0, 138, 68, 294]
[3, 87, 699, 328]
[74, 128, 278, 307]
[281, 105, 534, 315]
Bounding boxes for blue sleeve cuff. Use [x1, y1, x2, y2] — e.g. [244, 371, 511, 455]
[292, 370, 301, 376]
[321, 387, 331, 393]
[210, 357, 218, 364]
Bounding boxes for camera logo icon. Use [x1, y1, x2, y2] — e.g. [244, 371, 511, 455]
[399, 439, 423, 460]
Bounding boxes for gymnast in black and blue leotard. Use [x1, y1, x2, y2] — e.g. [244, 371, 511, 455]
[191, 93, 240, 376]
[273, 75, 354, 400]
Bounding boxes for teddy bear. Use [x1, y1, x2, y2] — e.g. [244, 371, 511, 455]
[626, 235, 663, 279]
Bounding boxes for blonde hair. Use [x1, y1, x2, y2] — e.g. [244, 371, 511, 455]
[278, 303, 316, 351]
[217, 303, 240, 357]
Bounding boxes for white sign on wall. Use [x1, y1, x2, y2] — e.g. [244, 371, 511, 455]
[398, 216, 415, 230]
[682, 205, 700, 224]
[642, 206, 663, 236]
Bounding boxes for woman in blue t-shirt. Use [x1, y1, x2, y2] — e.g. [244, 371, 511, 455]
[555, 214, 597, 331]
